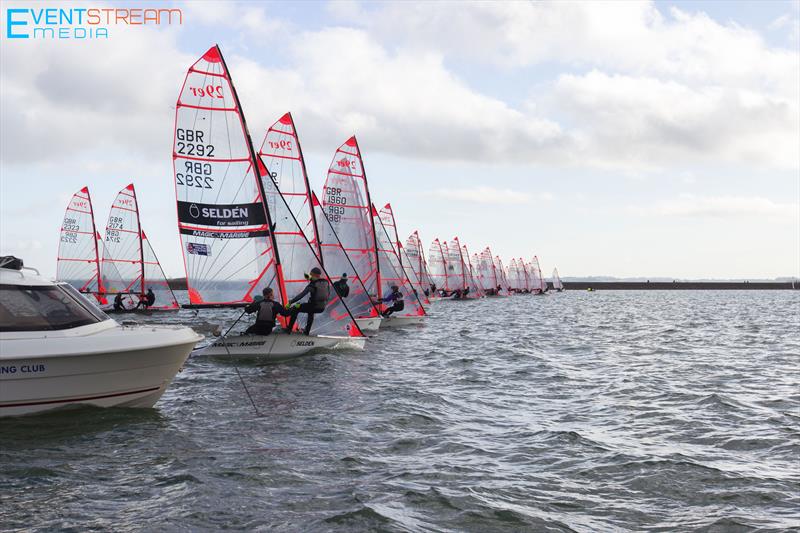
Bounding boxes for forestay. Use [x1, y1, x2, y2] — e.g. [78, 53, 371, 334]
[173, 45, 277, 306]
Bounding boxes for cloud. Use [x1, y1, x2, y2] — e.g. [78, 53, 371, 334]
[629, 195, 799, 218]
[430, 186, 550, 205]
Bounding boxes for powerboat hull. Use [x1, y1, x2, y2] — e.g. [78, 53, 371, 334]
[0, 326, 201, 417]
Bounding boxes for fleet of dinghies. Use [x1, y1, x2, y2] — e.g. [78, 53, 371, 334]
[52, 44, 565, 363]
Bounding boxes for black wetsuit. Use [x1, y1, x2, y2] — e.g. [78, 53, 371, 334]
[245, 298, 290, 335]
[113, 294, 125, 312]
[381, 289, 405, 316]
[286, 278, 331, 334]
[333, 279, 350, 298]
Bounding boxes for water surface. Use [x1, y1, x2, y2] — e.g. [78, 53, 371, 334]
[2, 291, 799, 531]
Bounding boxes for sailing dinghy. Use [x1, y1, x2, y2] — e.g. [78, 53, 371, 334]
[530, 256, 548, 294]
[258, 112, 382, 333]
[379, 204, 431, 306]
[102, 184, 179, 312]
[373, 203, 427, 326]
[493, 255, 512, 295]
[552, 267, 564, 291]
[322, 136, 425, 328]
[428, 238, 450, 297]
[406, 231, 435, 299]
[477, 247, 507, 296]
[57, 186, 115, 306]
[172, 45, 364, 360]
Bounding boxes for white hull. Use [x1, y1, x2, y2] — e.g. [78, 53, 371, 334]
[0, 325, 201, 417]
[355, 316, 382, 333]
[381, 315, 425, 327]
[196, 332, 366, 362]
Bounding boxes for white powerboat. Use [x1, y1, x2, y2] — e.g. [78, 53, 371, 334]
[0, 258, 202, 417]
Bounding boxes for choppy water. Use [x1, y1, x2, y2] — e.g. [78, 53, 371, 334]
[2, 291, 799, 531]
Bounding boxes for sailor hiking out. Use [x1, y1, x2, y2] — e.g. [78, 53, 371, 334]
[245, 287, 291, 335]
[286, 267, 331, 335]
[381, 285, 405, 316]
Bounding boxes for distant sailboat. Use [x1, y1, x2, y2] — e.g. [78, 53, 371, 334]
[56, 186, 118, 306]
[102, 184, 179, 312]
[428, 238, 450, 296]
[552, 267, 564, 292]
[405, 231, 434, 299]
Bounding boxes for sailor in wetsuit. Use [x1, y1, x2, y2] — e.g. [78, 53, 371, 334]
[333, 273, 350, 298]
[381, 285, 405, 316]
[286, 267, 331, 335]
[113, 293, 126, 311]
[135, 288, 156, 309]
[245, 287, 290, 335]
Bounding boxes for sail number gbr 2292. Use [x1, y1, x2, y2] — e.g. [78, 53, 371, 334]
[176, 129, 215, 158]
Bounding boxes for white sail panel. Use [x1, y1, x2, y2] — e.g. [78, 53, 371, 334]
[173, 46, 277, 306]
[142, 232, 180, 310]
[56, 187, 104, 302]
[428, 238, 448, 294]
[103, 184, 143, 298]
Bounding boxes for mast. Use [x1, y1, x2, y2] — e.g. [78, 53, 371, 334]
[127, 184, 146, 296]
[352, 136, 382, 299]
[85, 187, 103, 296]
[217, 46, 288, 305]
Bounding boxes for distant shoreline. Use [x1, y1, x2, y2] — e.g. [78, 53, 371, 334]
[165, 278, 798, 291]
[562, 281, 798, 290]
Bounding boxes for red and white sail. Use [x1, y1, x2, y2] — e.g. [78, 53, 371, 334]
[380, 204, 430, 305]
[406, 231, 433, 293]
[173, 45, 278, 306]
[494, 256, 510, 294]
[56, 187, 107, 303]
[322, 136, 379, 302]
[447, 238, 466, 291]
[507, 258, 524, 292]
[530, 255, 547, 293]
[427, 238, 449, 293]
[103, 184, 178, 310]
[552, 267, 564, 290]
[373, 204, 427, 316]
[258, 112, 319, 252]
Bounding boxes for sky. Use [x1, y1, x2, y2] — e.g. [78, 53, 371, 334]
[1, 0, 798, 280]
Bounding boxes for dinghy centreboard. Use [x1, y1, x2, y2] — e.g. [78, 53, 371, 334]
[258, 113, 382, 333]
[322, 137, 425, 327]
[172, 46, 364, 360]
[102, 184, 179, 311]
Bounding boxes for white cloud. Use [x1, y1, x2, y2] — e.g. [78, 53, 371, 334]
[629, 195, 799, 218]
[430, 186, 550, 205]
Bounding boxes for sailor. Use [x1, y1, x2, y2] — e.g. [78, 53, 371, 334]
[245, 287, 290, 335]
[134, 288, 156, 309]
[286, 267, 331, 335]
[113, 293, 126, 312]
[380, 285, 405, 316]
[333, 273, 350, 298]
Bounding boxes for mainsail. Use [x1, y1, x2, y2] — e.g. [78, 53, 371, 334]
[507, 258, 524, 292]
[552, 267, 564, 291]
[56, 187, 106, 303]
[257, 112, 319, 251]
[173, 45, 278, 306]
[478, 248, 498, 293]
[173, 46, 363, 336]
[406, 232, 433, 292]
[463, 245, 484, 297]
[373, 204, 427, 316]
[494, 256, 510, 294]
[531, 255, 547, 293]
[428, 238, 449, 293]
[380, 204, 430, 305]
[322, 136, 379, 303]
[447, 238, 466, 291]
[103, 184, 178, 310]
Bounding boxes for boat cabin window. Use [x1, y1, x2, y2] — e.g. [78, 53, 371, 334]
[0, 284, 107, 332]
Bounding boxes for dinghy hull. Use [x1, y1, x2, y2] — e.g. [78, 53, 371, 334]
[381, 315, 425, 327]
[196, 333, 365, 361]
